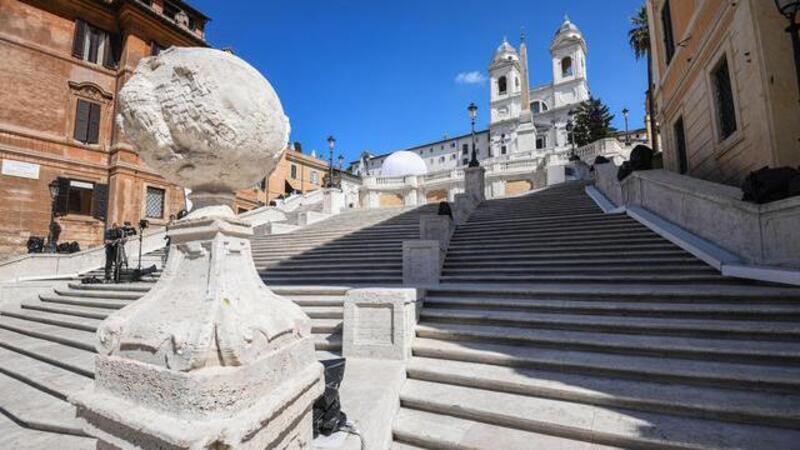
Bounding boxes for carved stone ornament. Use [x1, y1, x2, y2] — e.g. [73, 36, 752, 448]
[70, 47, 323, 450]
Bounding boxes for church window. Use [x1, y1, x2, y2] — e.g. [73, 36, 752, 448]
[561, 57, 573, 77]
[661, 0, 676, 65]
[73, 99, 101, 144]
[712, 56, 737, 141]
[498, 76, 507, 95]
[501, 145, 507, 155]
[515, 77, 520, 88]
[462, 144, 468, 155]
[536, 136, 547, 150]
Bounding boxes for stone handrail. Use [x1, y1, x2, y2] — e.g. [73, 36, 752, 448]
[0, 226, 167, 282]
[576, 137, 631, 162]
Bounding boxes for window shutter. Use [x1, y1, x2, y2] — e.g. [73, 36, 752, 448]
[72, 20, 86, 59]
[103, 32, 121, 69]
[74, 100, 90, 143]
[87, 102, 101, 144]
[53, 177, 70, 217]
[92, 183, 109, 221]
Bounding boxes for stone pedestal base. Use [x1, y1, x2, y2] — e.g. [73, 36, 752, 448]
[323, 189, 345, 215]
[464, 166, 486, 203]
[403, 240, 441, 286]
[70, 209, 324, 449]
[342, 288, 423, 360]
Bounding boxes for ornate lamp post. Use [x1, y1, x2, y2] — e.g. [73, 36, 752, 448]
[622, 107, 631, 146]
[775, 0, 800, 98]
[327, 135, 336, 188]
[467, 102, 479, 167]
[46, 179, 60, 253]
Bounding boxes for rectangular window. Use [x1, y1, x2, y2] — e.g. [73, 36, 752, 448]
[450, 142, 455, 148]
[462, 158, 469, 166]
[145, 186, 165, 218]
[74, 99, 101, 144]
[72, 20, 119, 68]
[673, 117, 688, 174]
[311, 171, 318, 184]
[67, 180, 94, 216]
[661, 0, 676, 65]
[536, 136, 547, 150]
[290, 164, 297, 179]
[462, 144, 468, 155]
[712, 56, 737, 141]
[501, 145, 507, 155]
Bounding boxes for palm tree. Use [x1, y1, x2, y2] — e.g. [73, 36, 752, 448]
[628, 4, 659, 152]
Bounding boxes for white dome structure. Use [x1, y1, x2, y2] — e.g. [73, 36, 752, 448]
[492, 38, 519, 64]
[381, 151, 428, 177]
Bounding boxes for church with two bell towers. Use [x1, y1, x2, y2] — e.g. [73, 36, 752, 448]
[354, 16, 591, 178]
[489, 15, 591, 159]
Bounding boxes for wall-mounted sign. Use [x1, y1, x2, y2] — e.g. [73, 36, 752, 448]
[2, 159, 40, 180]
[70, 180, 94, 189]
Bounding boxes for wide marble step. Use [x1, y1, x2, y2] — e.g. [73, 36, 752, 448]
[399, 379, 800, 449]
[412, 338, 800, 393]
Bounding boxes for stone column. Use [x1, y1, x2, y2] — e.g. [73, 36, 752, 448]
[70, 47, 323, 450]
[464, 166, 486, 203]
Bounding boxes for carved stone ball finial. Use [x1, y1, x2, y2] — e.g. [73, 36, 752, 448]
[117, 47, 289, 210]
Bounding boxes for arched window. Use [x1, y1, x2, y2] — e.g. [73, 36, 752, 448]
[561, 57, 573, 77]
[498, 76, 507, 94]
[531, 101, 549, 114]
[515, 77, 520, 88]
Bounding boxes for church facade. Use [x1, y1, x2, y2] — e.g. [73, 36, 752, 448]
[354, 16, 590, 178]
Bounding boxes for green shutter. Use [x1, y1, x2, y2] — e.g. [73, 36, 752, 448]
[92, 183, 108, 221]
[53, 177, 70, 217]
[72, 20, 86, 59]
[74, 100, 90, 143]
[87, 102, 101, 144]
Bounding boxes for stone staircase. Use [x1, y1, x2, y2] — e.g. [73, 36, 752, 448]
[393, 182, 800, 449]
[252, 204, 438, 286]
[0, 205, 437, 446]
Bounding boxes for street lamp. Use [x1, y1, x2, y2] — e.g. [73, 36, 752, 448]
[46, 179, 60, 253]
[775, 0, 800, 98]
[467, 102, 479, 167]
[622, 107, 631, 146]
[327, 135, 336, 188]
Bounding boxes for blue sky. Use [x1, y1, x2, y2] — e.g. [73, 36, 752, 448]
[190, 0, 647, 163]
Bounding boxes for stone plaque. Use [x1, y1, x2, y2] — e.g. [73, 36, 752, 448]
[354, 303, 394, 346]
[2, 159, 40, 180]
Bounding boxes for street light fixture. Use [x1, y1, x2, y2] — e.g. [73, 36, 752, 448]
[622, 107, 631, 146]
[46, 179, 60, 253]
[467, 102, 479, 167]
[327, 135, 336, 188]
[774, 0, 800, 97]
[337, 154, 345, 170]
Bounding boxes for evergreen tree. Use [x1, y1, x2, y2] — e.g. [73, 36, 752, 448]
[571, 96, 617, 147]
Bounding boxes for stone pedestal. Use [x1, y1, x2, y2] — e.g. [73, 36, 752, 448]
[71, 210, 324, 449]
[70, 47, 323, 450]
[547, 165, 566, 185]
[323, 189, 345, 215]
[420, 214, 453, 264]
[464, 166, 486, 203]
[342, 288, 423, 360]
[402, 240, 441, 286]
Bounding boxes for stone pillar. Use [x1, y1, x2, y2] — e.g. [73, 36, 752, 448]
[491, 180, 506, 199]
[342, 288, 423, 360]
[366, 191, 380, 209]
[402, 240, 441, 286]
[464, 166, 486, 203]
[323, 188, 345, 214]
[70, 47, 323, 450]
[403, 189, 418, 207]
[420, 214, 453, 263]
[547, 165, 566, 185]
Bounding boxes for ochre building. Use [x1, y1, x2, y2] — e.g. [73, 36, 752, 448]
[647, 0, 800, 186]
[0, 0, 212, 259]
